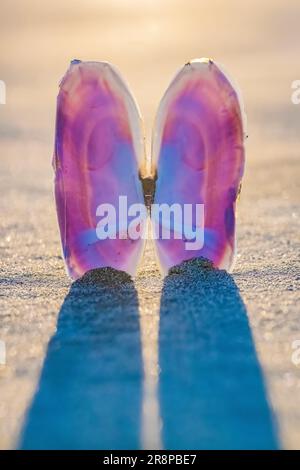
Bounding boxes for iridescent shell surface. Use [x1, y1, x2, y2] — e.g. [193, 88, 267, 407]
[53, 60, 145, 280]
[152, 58, 246, 273]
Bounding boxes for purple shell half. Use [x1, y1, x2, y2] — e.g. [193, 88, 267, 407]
[53, 60, 145, 280]
[152, 58, 246, 274]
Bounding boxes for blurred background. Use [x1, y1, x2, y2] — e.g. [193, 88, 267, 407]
[0, 0, 299, 449]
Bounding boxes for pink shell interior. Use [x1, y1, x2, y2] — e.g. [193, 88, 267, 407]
[54, 60, 144, 280]
[153, 59, 245, 273]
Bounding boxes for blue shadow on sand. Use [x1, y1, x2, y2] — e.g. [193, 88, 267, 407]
[158, 258, 279, 449]
[19, 259, 279, 449]
[19, 268, 143, 450]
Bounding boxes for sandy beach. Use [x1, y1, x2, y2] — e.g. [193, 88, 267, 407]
[0, 0, 299, 449]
